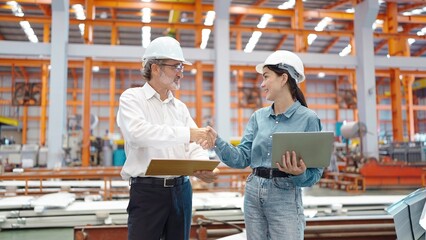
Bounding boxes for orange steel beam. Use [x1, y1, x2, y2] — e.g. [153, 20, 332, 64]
[335, 76, 343, 121]
[235, 31, 242, 51]
[375, 24, 423, 53]
[39, 21, 50, 146]
[1, 14, 425, 40]
[322, 37, 340, 53]
[374, 40, 387, 53]
[390, 68, 404, 141]
[21, 66, 29, 145]
[38, 3, 51, 16]
[81, 57, 93, 167]
[323, 0, 352, 10]
[109, 66, 116, 133]
[93, 2, 295, 17]
[294, 0, 307, 93]
[194, 0, 202, 48]
[403, 77, 416, 141]
[233, 0, 267, 26]
[398, 3, 425, 12]
[236, 70, 244, 136]
[84, 0, 95, 44]
[194, 61, 203, 126]
[118, 69, 125, 93]
[109, 9, 117, 133]
[40, 64, 48, 146]
[387, 2, 404, 141]
[413, 45, 426, 56]
[274, 35, 287, 51]
[293, 0, 307, 52]
[70, 68, 79, 114]
[19, 66, 29, 81]
[6, 1, 426, 23]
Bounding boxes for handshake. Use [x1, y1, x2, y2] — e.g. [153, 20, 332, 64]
[190, 126, 217, 150]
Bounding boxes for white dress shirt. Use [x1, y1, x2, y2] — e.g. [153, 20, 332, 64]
[116, 83, 209, 180]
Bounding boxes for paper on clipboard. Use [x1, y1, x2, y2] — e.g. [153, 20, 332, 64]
[145, 159, 220, 176]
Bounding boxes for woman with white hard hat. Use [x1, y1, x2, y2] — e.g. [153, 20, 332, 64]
[117, 36, 218, 240]
[204, 50, 323, 240]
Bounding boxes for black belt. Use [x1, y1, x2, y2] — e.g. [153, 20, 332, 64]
[253, 167, 291, 179]
[130, 176, 187, 187]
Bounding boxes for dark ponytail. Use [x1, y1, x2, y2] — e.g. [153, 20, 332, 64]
[266, 65, 308, 108]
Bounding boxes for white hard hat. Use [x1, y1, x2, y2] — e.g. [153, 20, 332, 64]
[143, 36, 192, 65]
[256, 50, 305, 83]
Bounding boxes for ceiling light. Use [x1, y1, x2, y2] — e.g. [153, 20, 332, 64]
[315, 17, 332, 32]
[318, 72, 325, 78]
[339, 44, 352, 57]
[278, 0, 295, 10]
[7, 3, 38, 43]
[244, 31, 262, 53]
[204, 11, 215, 26]
[141, 8, 151, 23]
[307, 34, 317, 45]
[72, 4, 86, 36]
[7, 1, 24, 17]
[72, 4, 86, 20]
[257, 14, 272, 29]
[200, 29, 211, 49]
[141, 26, 151, 48]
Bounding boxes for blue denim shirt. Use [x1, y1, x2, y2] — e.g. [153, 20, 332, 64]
[214, 101, 324, 187]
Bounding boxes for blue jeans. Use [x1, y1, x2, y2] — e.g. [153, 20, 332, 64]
[244, 174, 305, 240]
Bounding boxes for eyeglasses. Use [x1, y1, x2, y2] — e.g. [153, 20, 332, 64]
[159, 63, 184, 73]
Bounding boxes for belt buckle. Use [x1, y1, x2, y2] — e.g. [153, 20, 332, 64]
[269, 169, 273, 179]
[163, 178, 174, 187]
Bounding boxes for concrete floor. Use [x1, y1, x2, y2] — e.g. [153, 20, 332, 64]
[0, 227, 73, 240]
[0, 186, 417, 240]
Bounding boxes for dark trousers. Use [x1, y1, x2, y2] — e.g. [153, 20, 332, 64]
[127, 179, 192, 240]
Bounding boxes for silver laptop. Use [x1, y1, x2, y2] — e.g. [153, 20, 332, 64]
[271, 132, 334, 168]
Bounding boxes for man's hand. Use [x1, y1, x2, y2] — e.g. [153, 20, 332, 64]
[193, 168, 219, 183]
[190, 127, 214, 147]
[276, 151, 306, 176]
[197, 126, 217, 149]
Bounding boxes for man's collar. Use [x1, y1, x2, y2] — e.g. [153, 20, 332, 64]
[143, 83, 175, 105]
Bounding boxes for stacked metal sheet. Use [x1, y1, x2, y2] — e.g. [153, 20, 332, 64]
[387, 188, 426, 240]
[0, 191, 407, 231]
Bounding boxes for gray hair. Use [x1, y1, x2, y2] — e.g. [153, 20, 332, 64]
[141, 59, 164, 81]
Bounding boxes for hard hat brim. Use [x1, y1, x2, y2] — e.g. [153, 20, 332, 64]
[182, 60, 192, 65]
[255, 63, 265, 74]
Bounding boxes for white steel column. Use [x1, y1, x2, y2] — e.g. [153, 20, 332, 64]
[47, 0, 69, 168]
[214, 0, 231, 141]
[354, 0, 379, 159]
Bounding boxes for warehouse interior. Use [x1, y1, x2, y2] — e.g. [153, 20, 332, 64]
[0, 0, 426, 239]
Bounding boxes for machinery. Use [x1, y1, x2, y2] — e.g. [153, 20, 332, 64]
[63, 114, 104, 166]
[336, 121, 426, 189]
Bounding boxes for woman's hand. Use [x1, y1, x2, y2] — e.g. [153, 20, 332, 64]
[276, 151, 306, 176]
[197, 126, 218, 149]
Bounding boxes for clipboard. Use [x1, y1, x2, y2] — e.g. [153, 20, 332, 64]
[145, 159, 220, 176]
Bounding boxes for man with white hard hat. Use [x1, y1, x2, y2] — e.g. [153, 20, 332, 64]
[117, 36, 218, 240]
